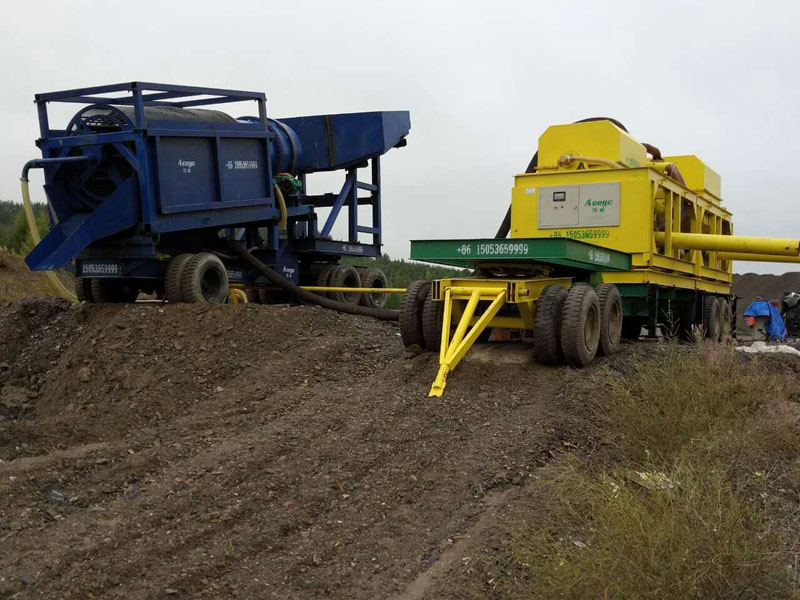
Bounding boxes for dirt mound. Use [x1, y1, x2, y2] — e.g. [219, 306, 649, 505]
[732, 271, 800, 330]
[0, 250, 52, 300]
[0, 249, 75, 301]
[0, 298, 592, 599]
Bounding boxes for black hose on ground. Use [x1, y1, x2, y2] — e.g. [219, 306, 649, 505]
[225, 241, 400, 322]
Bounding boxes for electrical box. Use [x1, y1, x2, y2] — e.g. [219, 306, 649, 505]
[538, 183, 620, 229]
[538, 185, 579, 228]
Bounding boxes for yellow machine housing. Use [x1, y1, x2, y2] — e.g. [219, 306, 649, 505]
[508, 120, 795, 294]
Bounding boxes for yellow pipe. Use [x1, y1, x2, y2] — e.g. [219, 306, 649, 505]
[445, 285, 507, 297]
[20, 178, 77, 302]
[300, 286, 406, 294]
[654, 231, 800, 256]
[717, 252, 800, 264]
[558, 154, 626, 170]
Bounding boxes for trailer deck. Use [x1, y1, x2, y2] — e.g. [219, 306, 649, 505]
[410, 237, 632, 272]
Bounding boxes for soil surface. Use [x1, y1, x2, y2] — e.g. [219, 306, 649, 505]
[0, 297, 600, 599]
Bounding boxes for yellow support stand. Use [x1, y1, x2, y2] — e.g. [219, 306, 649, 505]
[429, 286, 507, 397]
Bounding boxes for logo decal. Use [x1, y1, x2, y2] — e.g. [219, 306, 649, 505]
[177, 159, 196, 173]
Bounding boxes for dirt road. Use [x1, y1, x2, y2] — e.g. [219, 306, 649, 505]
[0, 298, 591, 599]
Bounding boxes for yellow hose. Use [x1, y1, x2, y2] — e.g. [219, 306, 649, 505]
[558, 154, 626, 170]
[274, 183, 287, 231]
[20, 178, 77, 302]
[227, 288, 248, 304]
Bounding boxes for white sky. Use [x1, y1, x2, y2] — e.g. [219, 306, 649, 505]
[1, 0, 798, 274]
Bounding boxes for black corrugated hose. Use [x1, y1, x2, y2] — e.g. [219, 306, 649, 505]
[225, 241, 400, 321]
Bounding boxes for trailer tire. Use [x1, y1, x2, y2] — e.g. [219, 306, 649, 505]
[719, 298, 732, 339]
[595, 283, 622, 356]
[704, 296, 722, 341]
[165, 253, 193, 303]
[422, 289, 444, 351]
[329, 265, 362, 305]
[315, 264, 338, 298]
[90, 279, 140, 303]
[560, 285, 601, 367]
[359, 267, 389, 309]
[533, 285, 568, 365]
[400, 280, 431, 349]
[75, 277, 94, 303]
[181, 252, 229, 304]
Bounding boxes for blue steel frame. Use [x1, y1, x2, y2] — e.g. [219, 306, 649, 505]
[303, 158, 382, 248]
[30, 82, 391, 276]
[31, 82, 381, 268]
[34, 82, 289, 236]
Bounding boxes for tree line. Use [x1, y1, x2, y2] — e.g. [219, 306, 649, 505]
[0, 200, 50, 254]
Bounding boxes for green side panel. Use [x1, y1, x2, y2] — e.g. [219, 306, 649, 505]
[616, 284, 648, 297]
[615, 284, 649, 317]
[410, 238, 632, 272]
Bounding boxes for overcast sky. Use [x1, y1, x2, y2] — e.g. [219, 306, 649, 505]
[1, 0, 798, 274]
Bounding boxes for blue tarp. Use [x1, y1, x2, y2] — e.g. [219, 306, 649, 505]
[743, 300, 787, 340]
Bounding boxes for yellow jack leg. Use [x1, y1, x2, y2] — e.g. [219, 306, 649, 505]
[430, 365, 450, 398]
[429, 288, 507, 397]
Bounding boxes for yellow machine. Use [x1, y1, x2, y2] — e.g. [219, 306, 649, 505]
[402, 118, 800, 396]
[511, 119, 798, 291]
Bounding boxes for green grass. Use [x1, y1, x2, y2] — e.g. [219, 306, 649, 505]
[474, 344, 800, 598]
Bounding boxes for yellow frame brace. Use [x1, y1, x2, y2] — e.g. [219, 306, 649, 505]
[430, 286, 507, 397]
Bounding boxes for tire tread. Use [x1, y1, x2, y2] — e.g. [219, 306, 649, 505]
[533, 285, 568, 365]
[165, 253, 193, 303]
[400, 280, 430, 349]
[561, 285, 600, 367]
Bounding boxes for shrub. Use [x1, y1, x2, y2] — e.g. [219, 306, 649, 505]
[474, 345, 800, 598]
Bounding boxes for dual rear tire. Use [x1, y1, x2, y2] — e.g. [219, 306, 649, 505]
[533, 283, 622, 367]
[314, 264, 389, 309]
[704, 296, 732, 341]
[166, 252, 228, 304]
